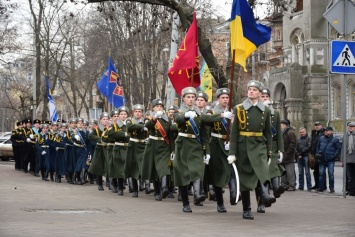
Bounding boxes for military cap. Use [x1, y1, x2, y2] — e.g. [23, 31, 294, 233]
[247, 80, 263, 91]
[51, 121, 59, 126]
[324, 126, 333, 131]
[181, 87, 197, 97]
[132, 104, 145, 112]
[77, 117, 84, 123]
[314, 121, 321, 126]
[48, 121, 53, 125]
[90, 119, 99, 125]
[42, 124, 50, 129]
[83, 120, 89, 126]
[68, 118, 77, 124]
[348, 122, 355, 127]
[118, 106, 129, 114]
[151, 99, 164, 108]
[16, 121, 22, 126]
[261, 88, 271, 96]
[204, 105, 213, 114]
[216, 88, 230, 98]
[196, 91, 209, 101]
[110, 110, 119, 117]
[60, 123, 68, 128]
[280, 119, 290, 126]
[24, 118, 32, 124]
[57, 119, 65, 123]
[100, 112, 110, 119]
[33, 119, 41, 124]
[168, 105, 179, 112]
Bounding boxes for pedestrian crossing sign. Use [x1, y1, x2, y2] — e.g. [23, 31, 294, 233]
[331, 40, 355, 74]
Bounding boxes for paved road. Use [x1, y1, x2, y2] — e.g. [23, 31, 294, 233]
[0, 162, 354, 237]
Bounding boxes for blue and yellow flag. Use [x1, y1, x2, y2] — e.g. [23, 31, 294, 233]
[230, 0, 271, 71]
[46, 76, 58, 122]
[199, 62, 212, 102]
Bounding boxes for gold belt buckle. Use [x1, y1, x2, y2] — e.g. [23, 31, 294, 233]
[187, 134, 193, 138]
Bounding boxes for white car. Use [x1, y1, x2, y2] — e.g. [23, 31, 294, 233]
[0, 138, 14, 161]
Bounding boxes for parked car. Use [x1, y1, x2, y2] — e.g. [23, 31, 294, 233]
[0, 138, 14, 161]
[0, 132, 12, 138]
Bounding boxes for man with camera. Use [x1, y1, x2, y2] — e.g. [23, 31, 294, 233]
[315, 126, 341, 193]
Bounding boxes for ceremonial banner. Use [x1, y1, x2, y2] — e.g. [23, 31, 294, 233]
[46, 76, 58, 122]
[199, 61, 212, 102]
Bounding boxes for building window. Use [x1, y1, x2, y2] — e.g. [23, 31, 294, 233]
[333, 83, 341, 119]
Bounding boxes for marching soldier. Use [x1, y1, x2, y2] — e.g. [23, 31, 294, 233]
[88, 113, 109, 191]
[227, 80, 276, 220]
[35, 124, 50, 181]
[125, 104, 147, 197]
[65, 118, 76, 184]
[142, 99, 175, 201]
[45, 121, 59, 182]
[72, 118, 89, 185]
[206, 88, 235, 213]
[10, 121, 24, 171]
[22, 119, 38, 174]
[173, 87, 233, 212]
[54, 123, 69, 183]
[107, 107, 130, 195]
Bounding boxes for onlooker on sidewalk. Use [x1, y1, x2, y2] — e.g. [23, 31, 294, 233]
[316, 126, 341, 193]
[310, 122, 325, 190]
[280, 119, 297, 191]
[296, 127, 312, 191]
[341, 122, 355, 196]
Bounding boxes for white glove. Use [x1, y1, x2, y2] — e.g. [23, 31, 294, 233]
[55, 147, 59, 151]
[268, 157, 271, 166]
[203, 154, 211, 165]
[184, 111, 196, 119]
[224, 141, 230, 151]
[154, 111, 164, 119]
[74, 135, 80, 141]
[26, 138, 31, 143]
[29, 134, 34, 139]
[222, 111, 234, 120]
[41, 151, 46, 155]
[227, 155, 236, 164]
[278, 152, 283, 163]
[263, 99, 271, 107]
[124, 132, 128, 137]
[143, 127, 148, 131]
[170, 152, 175, 161]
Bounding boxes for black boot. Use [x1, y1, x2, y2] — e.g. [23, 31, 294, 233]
[260, 181, 276, 207]
[208, 185, 216, 201]
[80, 169, 85, 185]
[97, 176, 104, 191]
[215, 186, 227, 213]
[111, 178, 118, 193]
[160, 176, 169, 199]
[271, 177, 284, 198]
[193, 179, 205, 205]
[153, 181, 162, 201]
[241, 191, 254, 220]
[168, 182, 175, 198]
[145, 180, 151, 194]
[41, 170, 45, 180]
[128, 178, 133, 193]
[50, 172, 55, 182]
[68, 173, 74, 184]
[44, 171, 49, 181]
[88, 173, 94, 184]
[106, 177, 110, 188]
[139, 179, 145, 191]
[57, 175, 61, 183]
[180, 186, 192, 213]
[255, 185, 265, 213]
[74, 172, 80, 185]
[229, 172, 237, 205]
[132, 178, 138, 197]
[117, 178, 124, 196]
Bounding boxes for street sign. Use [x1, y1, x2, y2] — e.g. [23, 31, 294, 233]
[331, 40, 355, 74]
[323, 0, 355, 35]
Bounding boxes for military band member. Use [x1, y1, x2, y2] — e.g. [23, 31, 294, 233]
[206, 88, 235, 213]
[22, 119, 38, 175]
[107, 107, 130, 195]
[54, 123, 69, 183]
[87, 119, 98, 184]
[72, 118, 89, 185]
[125, 104, 147, 197]
[142, 99, 174, 201]
[10, 121, 24, 171]
[65, 118, 76, 184]
[45, 121, 59, 182]
[88, 113, 109, 191]
[173, 87, 233, 212]
[227, 80, 276, 220]
[35, 124, 50, 181]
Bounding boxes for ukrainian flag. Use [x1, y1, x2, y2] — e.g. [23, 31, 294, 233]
[230, 0, 271, 71]
[199, 62, 213, 102]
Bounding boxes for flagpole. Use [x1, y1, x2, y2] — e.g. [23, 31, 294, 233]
[226, 50, 236, 143]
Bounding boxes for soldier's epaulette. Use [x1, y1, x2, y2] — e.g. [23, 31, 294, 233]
[235, 103, 243, 109]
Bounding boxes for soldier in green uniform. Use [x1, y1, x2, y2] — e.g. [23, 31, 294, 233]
[257, 88, 285, 213]
[206, 88, 235, 213]
[107, 106, 129, 195]
[124, 104, 147, 197]
[142, 99, 174, 201]
[88, 112, 109, 191]
[227, 80, 276, 220]
[174, 87, 233, 213]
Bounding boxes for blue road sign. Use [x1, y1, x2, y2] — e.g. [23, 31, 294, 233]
[331, 40, 355, 74]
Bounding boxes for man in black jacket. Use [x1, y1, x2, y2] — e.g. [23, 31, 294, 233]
[296, 127, 312, 191]
[310, 122, 325, 190]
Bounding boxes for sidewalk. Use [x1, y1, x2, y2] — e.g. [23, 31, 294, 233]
[0, 163, 354, 237]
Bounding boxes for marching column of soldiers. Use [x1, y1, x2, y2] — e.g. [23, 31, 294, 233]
[10, 80, 285, 220]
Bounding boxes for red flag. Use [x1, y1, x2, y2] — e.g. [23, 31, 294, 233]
[168, 12, 200, 96]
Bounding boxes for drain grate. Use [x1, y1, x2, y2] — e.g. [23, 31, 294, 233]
[22, 208, 105, 214]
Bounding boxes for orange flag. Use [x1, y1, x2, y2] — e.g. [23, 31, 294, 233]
[168, 12, 200, 96]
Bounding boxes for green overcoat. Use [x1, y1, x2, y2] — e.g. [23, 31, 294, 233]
[229, 99, 272, 191]
[107, 121, 128, 179]
[88, 127, 107, 176]
[141, 114, 173, 181]
[269, 109, 286, 178]
[173, 104, 222, 187]
[124, 117, 147, 180]
[205, 104, 231, 188]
